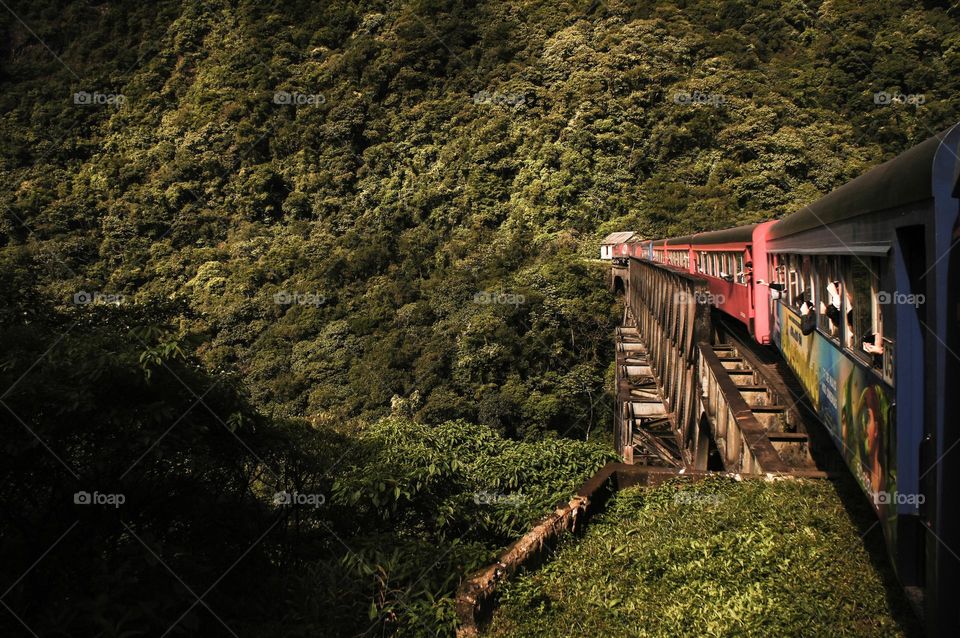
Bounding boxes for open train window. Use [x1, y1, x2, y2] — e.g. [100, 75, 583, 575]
[816, 256, 841, 341]
[787, 255, 800, 305]
[768, 255, 784, 303]
[735, 253, 746, 284]
[717, 253, 730, 280]
[842, 257, 884, 370]
[799, 256, 815, 305]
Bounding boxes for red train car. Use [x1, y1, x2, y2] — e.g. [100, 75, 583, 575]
[611, 241, 632, 259]
[688, 224, 755, 327]
[652, 239, 667, 263]
[651, 236, 693, 269]
[685, 222, 777, 343]
[620, 224, 778, 342]
[665, 235, 692, 269]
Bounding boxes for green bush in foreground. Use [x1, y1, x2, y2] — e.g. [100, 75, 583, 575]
[331, 417, 618, 636]
[489, 477, 919, 638]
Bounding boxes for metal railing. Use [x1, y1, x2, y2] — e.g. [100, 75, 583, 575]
[697, 344, 790, 473]
[623, 259, 712, 466]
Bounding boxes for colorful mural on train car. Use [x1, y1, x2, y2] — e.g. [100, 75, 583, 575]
[771, 303, 898, 541]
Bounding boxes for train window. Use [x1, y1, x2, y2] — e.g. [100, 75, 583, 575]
[787, 255, 800, 305]
[769, 255, 784, 302]
[735, 253, 746, 284]
[816, 256, 841, 340]
[843, 257, 884, 370]
[798, 255, 814, 303]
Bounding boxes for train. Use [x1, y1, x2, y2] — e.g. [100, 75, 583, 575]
[609, 124, 960, 634]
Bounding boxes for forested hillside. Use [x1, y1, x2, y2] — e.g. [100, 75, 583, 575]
[1, 0, 957, 635]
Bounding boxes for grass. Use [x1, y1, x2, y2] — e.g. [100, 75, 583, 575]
[487, 477, 918, 638]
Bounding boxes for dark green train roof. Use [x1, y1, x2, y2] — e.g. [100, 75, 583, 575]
[769, 127, 958, 240]
[666, 235, 694, 246]
[690, 223, 758, 246]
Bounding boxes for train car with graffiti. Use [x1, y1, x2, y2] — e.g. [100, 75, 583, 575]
[764, 126, 960, 624]
[608, 124, 960, 630]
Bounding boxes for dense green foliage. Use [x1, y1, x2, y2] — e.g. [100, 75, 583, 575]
[1, 0, 956, 635]
[489, 477, 920, 637]
[0, 283, 614, 635]
[2, 0, 957, 428]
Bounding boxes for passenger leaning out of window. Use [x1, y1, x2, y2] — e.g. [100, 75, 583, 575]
[797, 292, 817, 335]
[820, 281, 843, 329]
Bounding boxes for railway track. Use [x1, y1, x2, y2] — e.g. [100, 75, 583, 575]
[709, 313, 843, 475]
[617, 303, 839, 475]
